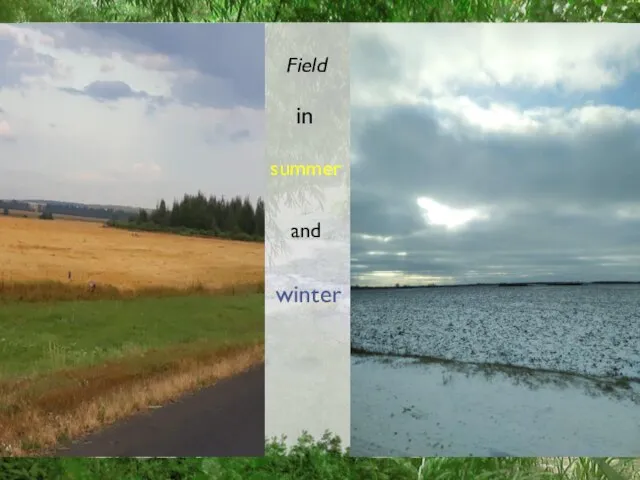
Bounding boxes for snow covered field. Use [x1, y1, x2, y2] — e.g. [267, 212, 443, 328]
[352, 284, 640, 379]
[351, 284, 640, 456]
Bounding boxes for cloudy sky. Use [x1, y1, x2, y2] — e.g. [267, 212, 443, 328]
[0, 24, 264, 208]
[351, 24, 640, 286]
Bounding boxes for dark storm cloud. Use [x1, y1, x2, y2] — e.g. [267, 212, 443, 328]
[61, 80, 160, 102]
[351, 104, 640, 283]
[229, 129, 251, 142]
[354, 208, 640, 259]
[351, 187, 424, 237]
[350, 31, 402, 86]
[41, 24, 265, 109]
[351, 193, 640, 282]
[353, 105, 640, 208]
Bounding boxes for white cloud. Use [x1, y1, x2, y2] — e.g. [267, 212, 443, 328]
[417, 197, 490, 230]
[352, 24, 640, 137]
[426, 96, 640, 136]
[616, 204, 640, 219]
[358, 234, 393, 243]
[353, 24, 640, 102]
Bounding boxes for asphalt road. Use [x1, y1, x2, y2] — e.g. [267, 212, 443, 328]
[56, 364, 265, 457]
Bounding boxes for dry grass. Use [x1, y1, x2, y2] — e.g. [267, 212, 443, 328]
[0, 342, 264, 456]
[0, 279, 264, 303]
[0, 215, 264, 291]
[0, 215, 265, 454]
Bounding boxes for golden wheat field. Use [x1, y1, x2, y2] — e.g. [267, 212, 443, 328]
[0, 216, 264, 290]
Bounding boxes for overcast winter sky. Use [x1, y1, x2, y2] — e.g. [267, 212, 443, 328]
[0, 24, 264, 208]
[351, 24, 640, 286]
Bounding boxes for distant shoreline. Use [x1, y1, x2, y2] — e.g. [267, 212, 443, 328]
[352, 281, 640, 290]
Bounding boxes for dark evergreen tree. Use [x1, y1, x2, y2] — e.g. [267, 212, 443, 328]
[151, 199, 169, 226]
[125, 192, 264, 241]
[254, 198, 264, 237]
[239, 196, 256, 235]
[137, 209, 149, 223]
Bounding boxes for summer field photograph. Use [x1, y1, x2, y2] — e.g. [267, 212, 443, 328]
[350, 23, 640, 458]
[0, 23, 265, 457]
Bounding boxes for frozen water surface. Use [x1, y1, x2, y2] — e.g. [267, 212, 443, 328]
[352, 355, 640, 457]
[351, 284, 640, 456]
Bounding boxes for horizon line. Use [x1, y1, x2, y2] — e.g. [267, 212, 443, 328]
[352, 280, 640, 289]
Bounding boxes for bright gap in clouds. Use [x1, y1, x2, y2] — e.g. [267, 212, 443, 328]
[352, 270, 455, 287]
[417, 197, 488, 229]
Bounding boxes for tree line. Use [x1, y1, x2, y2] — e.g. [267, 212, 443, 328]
[43, 203, 131, 221]
[0, 200, 31, 212]
[108, 192, 264, 242]
[0, 200, 131, 221]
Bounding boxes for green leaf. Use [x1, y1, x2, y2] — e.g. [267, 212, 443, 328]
[593, 459, 628, 480]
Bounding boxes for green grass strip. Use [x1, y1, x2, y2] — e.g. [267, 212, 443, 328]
[0, 434, 638, 479]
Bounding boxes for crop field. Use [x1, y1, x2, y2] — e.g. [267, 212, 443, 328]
[0, 215, 264, 455]
[0, 215, 263, 292]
